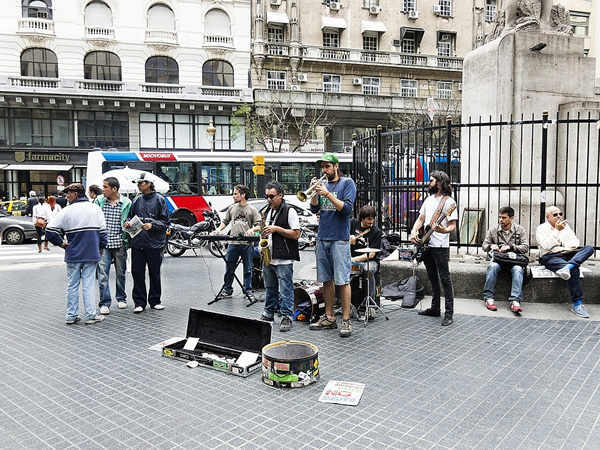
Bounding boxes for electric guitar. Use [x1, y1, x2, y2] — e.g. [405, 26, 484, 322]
[413, 204, 456, 262]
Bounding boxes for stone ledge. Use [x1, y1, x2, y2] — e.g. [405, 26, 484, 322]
[380, 259, 600, 304]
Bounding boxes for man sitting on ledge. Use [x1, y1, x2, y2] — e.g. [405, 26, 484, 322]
[536, 206, 594, 318]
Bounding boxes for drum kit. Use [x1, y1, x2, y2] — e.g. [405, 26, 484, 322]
[355, 247, 389, 324]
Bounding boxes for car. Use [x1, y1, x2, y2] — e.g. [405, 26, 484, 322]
[0, 200, 27, 216]
[219, 199, 319, 230]
[0, 210, 38, 244]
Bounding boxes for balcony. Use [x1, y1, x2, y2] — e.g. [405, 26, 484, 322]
[17, 18, 55, 37]
[266, 44, 289, 57]
[84, 27, 115, 41]
[77, 80, 123, 92]
[141, 83, 184, 94]
[301, 46, 463, 71]
[203, 34, 233, 47]
[145, 29, 178, 48]
[10, 76, 59, 89]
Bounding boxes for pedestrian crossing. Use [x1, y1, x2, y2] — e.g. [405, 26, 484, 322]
[0, 242, 65, 264]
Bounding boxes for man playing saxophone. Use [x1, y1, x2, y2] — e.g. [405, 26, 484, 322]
[258, 181, 301, 332]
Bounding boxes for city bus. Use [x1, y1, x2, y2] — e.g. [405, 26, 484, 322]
[86, 150, 353, 225]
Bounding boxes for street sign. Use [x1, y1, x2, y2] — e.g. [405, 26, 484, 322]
[252, 155, 265, 165]
[56, 175, 65, 186]
[252, 165, 265, 175]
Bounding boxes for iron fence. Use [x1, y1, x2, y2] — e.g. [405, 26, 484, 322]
[353, 111, 600, 254]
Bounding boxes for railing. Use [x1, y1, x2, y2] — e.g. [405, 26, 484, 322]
[204, 34, 233, 46]
[267, 44, 288, 56]
[399, 54, 428, 66]
[77, 80, 123, 91]
[141, 83, 183, 94]
[320, 48, 350, 61]
[360, 51, 390, 64]
[354, 112, 600, 253]
[85, 27, 115, 39]
[200, 87, 241, 97]
[10, 77, 59, 89]
[145, 29, 178, 45]
[17, 18, 55, 34]
[437, 57, 463, 69]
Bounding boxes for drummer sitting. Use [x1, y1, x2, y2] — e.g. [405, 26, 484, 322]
[350, 205, 383, 302]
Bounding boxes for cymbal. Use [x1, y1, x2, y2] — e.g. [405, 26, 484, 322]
[356, 247, 381, 253]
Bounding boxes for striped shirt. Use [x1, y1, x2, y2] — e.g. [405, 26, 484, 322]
[103, 199, 123, 249]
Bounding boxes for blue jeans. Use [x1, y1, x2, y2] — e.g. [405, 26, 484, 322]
[483, 261, 524, 302]
[223, 244, 254, 294]
[98, 246, 127, 308]
[540, 245, 594, 302]
[66, 262, 98, 321]
[263, 263, 294, 319]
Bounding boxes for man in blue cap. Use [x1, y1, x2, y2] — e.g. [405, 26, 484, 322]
[309, 152, 357, 337]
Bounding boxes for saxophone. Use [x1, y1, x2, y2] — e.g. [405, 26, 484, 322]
[259, 207, 271, 266]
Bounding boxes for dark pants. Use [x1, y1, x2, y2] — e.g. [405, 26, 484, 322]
[540, 245, 594, 302]
[422, 247, 454, 317]
[131, 248, 163, 308]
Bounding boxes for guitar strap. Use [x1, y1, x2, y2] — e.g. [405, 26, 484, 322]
[429, 196, 449, 227]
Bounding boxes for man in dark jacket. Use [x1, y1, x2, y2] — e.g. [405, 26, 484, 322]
[124, 172, 170, 313]
[258, 181, 300, 332]
[45, 183, 107, 325]
[25, 190, 38, 217]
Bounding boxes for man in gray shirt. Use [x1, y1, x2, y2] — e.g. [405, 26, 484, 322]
[213, 184, 260, 301]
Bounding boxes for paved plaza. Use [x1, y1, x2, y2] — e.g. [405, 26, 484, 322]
[1, 248, 599, 449]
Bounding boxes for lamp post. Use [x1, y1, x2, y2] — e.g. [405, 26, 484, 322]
[207, 120, 216, 152]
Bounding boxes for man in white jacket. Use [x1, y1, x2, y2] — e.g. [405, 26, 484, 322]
[536, 206, 594, 318]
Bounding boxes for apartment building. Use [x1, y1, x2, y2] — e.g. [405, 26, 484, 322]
[251, 0, 597, 153]
[0, 0, 252, 199]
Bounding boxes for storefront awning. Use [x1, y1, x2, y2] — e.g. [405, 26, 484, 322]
[3, 164, 73, 171]
[267, 11, 289, 24]
[400, 26, 425, 47]
[361, 20, 387, 34]
[321, 17, 347, 30]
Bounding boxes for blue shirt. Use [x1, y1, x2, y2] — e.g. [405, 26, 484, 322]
[310, 176, 356, 241]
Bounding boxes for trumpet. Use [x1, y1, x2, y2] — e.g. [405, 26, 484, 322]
[297, 174, 327, 202]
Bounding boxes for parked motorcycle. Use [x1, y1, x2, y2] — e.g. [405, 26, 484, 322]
[298, 223, 316, 251]
[166, 208, 226, 257]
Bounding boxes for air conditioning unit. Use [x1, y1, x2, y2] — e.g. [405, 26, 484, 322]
[270, 0, 282, 6]
[440, 33, 450, 42]
[329, 2, 341, 11]
[458, 83, 463, 91]
[369, 6, 381, 15]
[392, 39, 401, 47]
[408, 10, 419, 19]
[290, 84, 300, 91]
[352, 77, 362, 85]
[433, 5, 442, 14]
[297, 73, 308, 82]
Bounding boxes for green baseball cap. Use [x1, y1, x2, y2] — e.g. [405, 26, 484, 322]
[317, 152, 339, 164]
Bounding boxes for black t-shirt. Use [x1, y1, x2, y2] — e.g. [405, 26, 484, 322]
[350, 218, 382, 260]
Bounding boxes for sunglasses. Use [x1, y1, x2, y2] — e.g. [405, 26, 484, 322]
[265, 194, 278, 200]
[552, 212, 563, 217]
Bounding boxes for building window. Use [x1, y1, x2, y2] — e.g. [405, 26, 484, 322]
[268, 26, 284, 44]
[323, 31, 339, 48]
[202, 60, 234, 87]
[363, 35, 378, 51]
[12, 109, 73, 147]
[147, 3, 175, 30]
[22, 0, 52, 19]
[402, 38, 415, 54]
[322, 74, 341, 93]
[362, 0, 379, 7]
[21, 48, 58, 78]
[570, 12, 589, 37]
[403, 0, 416, 12]
[205, 9, 231, 36]
[145, 56, 178, 84]
[362, 77, 380, 96]
[436, 81, 452, 99]
[77, 111, 128, 148]
[437, 34, 452, 57]
[436, 0, 452, 16]
[267, 71, 286, 90]
[84, 1, 112, 28]
[485, 0, 497, 22]
[400, 79, 417, 97]
[84, 51, 121, 81]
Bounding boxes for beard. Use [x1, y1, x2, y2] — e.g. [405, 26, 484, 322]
[428, 185, 439, 195]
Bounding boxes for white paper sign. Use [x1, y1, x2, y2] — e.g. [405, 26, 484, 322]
[318, 380, 366, 406]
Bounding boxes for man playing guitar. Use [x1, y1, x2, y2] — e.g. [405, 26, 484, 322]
[410, 171, 458, 326]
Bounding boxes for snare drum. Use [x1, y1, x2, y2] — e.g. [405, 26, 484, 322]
[351, 263, 363, 275]
[293, 283, 325, 323]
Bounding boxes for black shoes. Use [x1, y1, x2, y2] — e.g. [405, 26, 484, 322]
[441, 315, 453, 326]
[418, 308, 441, 317]
[259, 314, 274, 322]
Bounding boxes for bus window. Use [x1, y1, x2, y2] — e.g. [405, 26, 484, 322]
[157, 162, 199, 195]
[201, 162, 241, 195]
[280, 162, 314, 195]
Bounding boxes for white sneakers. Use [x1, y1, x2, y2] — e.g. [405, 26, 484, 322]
[100, 306, 110, 315]
[556, 266, 571, 280]
[133, 306, 144, 313]
[85, 315, 105, 325]
[152, 304, 165, 310]
[118, 302, 127, 309]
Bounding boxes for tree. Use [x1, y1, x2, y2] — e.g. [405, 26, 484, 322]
[230, 89, 334, 153]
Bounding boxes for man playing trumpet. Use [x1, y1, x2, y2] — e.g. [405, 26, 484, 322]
[308, 153, 357, 337]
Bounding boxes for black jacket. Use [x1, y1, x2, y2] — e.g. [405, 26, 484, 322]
[128, 191, 170, 250]
[269, 200, 300, 262]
